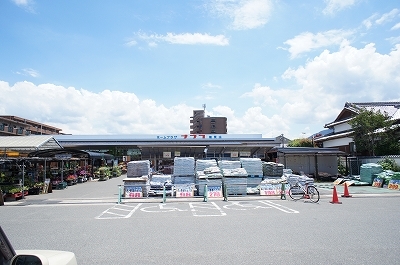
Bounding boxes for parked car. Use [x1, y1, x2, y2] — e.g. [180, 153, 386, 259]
[0, 226, 78, 265]
[149, 174, 173, 196]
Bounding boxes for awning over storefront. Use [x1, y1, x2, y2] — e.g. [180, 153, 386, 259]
[0, 135, 63, 151]
[269, 147, 346, 156]
[28, 148, 113, 160]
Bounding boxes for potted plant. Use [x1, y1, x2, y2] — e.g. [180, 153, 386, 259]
[28, 182, 44, 195]
[65, 174, 77, 186]
[98, 167, 110, 181]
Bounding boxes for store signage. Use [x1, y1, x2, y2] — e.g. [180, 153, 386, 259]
[388, 180, 399, 190]
[240, 151, 251, 157]
[54, 154, 72, 160]
[259, 183, 289, 196]
[124, 186, 143, 198]
[372, 178, 384, 187]
[174, 151, 181, 156]
[163, 152, 171, 158]
[207, 186, 222, 198]
[175, 185, 194, 197]
[155, 134, 262, 140]
[230, 151, 238, 158]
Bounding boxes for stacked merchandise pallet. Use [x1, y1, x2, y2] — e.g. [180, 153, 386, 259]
[127, 160, 151, 177]
[172, 157, 196, 196]
[124, 160, 151, 197]
[218, 160, 241, 170]
[262, 162, 284, 179]
[240, 158, 263, 190]
[286, 174, 314, 187]
[196, 166, 223, 196]
[196, 159, 222, 196]
[196, 159, 218, 171]
[222, 168, 248, 195]
[360, 163, 383, 184]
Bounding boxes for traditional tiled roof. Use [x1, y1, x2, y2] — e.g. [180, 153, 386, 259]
[345, 102, 400, 119]
[325, 101, 400, 128]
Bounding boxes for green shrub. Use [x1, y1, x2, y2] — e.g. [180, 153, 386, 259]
[377, 157, 400, 172]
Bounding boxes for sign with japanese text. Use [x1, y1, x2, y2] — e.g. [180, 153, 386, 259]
[124, 186, 143, 198]
[388, 179, 399, 190]
[207, 186, 223, 198]
[259, 183, 289, 196]
[163, 152, 171, 158]
[175, 185, 194, 198]
[372, 178, 384, 187]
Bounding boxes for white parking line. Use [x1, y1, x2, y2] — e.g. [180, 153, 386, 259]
[190, 202, 227, 217]
[95, 203, 142, 219]
[140, 204, 188, 213]
[222, 201, 271, 211]
[259, 200, 299, 213]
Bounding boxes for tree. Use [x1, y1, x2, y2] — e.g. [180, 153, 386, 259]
[288, 138, 314, 147]
[349, 108, 399, 156]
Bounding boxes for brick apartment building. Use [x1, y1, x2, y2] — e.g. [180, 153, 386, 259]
[0, 115, 62, 136]
[190, 110, 227, 134]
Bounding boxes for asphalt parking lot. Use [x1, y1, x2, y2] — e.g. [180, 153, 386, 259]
[2, 175, 400, 265]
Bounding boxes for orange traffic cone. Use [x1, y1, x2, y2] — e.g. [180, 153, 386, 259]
[341, 182, 352, 198]
[330, 186, 342, 204]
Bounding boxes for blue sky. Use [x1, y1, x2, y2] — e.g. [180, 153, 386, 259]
[1, 0, 399, 139]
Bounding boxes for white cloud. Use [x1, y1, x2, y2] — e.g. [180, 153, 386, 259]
[129, 32, 229, 47]
[15, 68, 40, 77]
[2, 45, 400, 140]
[391, 22, 400, 31]
[23, 68, 40, 77]
[208, 0, 273, 30]
[282, 42, 400, 109]
[386, 36, 400, 45]
[375, 8, 400, 25]
[12, 0, 35, 13]
[0, 81, 193, 135]
[241, 43, 400, 137]
[283, 29, 354, 59]
[323, 0, 358, 16]
[363, 9, 400, 30]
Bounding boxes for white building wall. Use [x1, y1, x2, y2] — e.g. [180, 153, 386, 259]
[334, 123, 352, 133]
[323, 137, 353, 148]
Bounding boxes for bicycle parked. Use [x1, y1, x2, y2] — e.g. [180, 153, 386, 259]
[288, 180, 320, 203]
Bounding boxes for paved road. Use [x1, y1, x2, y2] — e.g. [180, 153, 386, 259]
[1, 176, 399, 265]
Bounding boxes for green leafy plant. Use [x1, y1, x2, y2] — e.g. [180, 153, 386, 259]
[349, 108, 399, 156]
[377, 157, 400, 172]
[288, 138, 314, 147]
[337, 161, 348, 176]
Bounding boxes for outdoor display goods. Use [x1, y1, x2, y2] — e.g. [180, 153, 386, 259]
[127, 160, 150, 177]
[196, 167, 223, 179]
[222, 168, 247, 177]
[218, 160, 241, 170]
[224, 177, 247, 195]
[286, 174, 314, 187]
[172, 175, 196, 185]
[173, 157, 195, 176]
[197, 179, 223, 196]
[259, 178, 289, 196]
[240, 158, 263, 176]
[196, 165, 223, 196]
[262, 162, 284, 177]
[123, 176, 149, 197]
[360, 163, 383, 184]
[195, 159, 218, 171]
